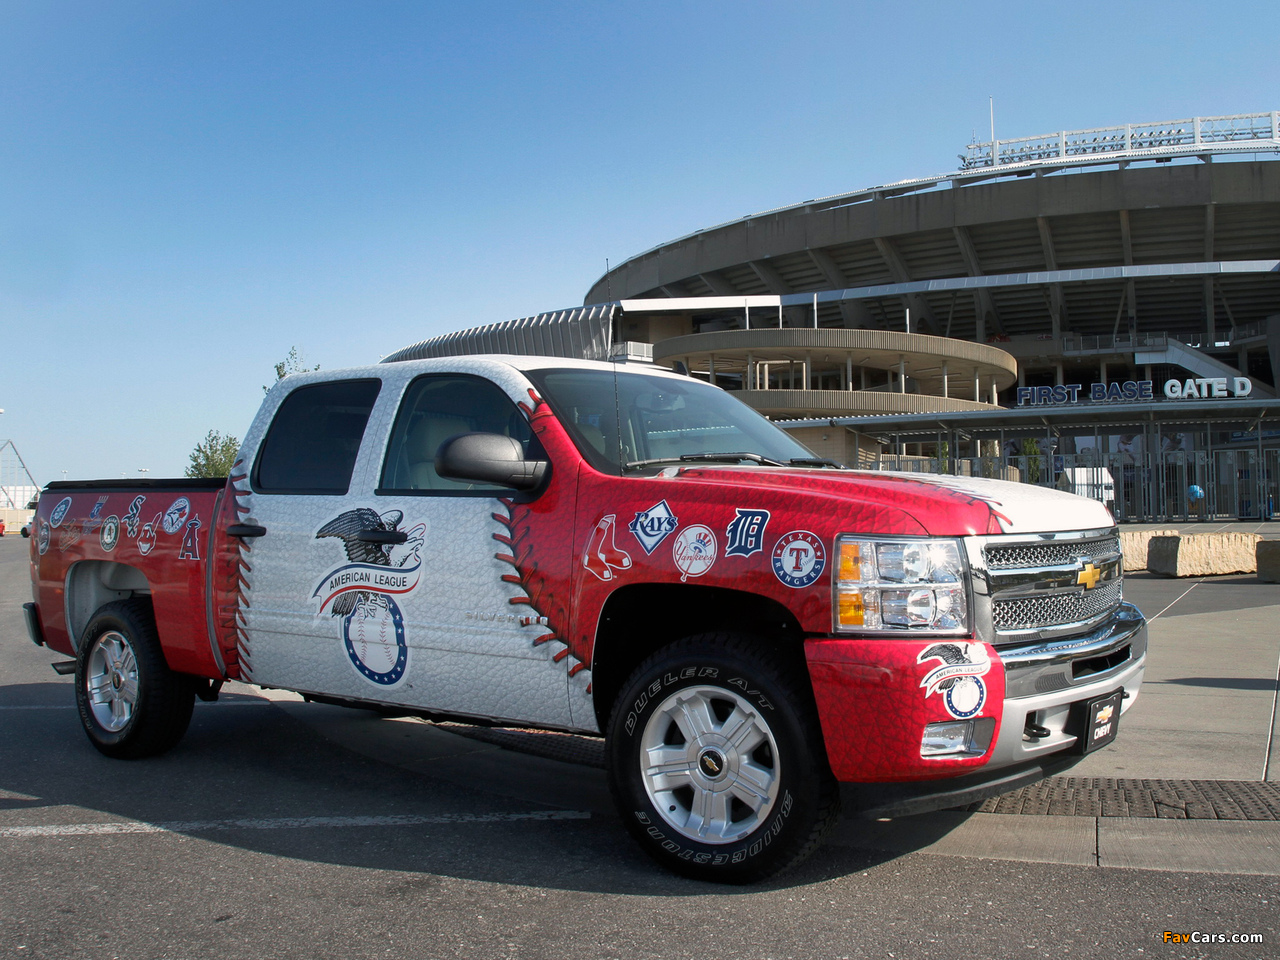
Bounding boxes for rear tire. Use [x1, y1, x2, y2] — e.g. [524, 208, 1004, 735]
[606, 633, 840, 883]
[75, 598, 195, 759]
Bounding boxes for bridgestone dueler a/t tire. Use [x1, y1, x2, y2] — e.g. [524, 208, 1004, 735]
[606, 633, 840, 883]
[74, 598, 195, 759]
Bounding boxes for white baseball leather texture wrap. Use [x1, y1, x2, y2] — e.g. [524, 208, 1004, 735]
[231, 358, 580, 730]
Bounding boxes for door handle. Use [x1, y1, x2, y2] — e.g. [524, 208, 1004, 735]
[357, 528, 408, 544]
[227, 523, 267, 538]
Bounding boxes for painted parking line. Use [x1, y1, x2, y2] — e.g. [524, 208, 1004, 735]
[0, 701, 276, 711]
[1, 809, 591, 839]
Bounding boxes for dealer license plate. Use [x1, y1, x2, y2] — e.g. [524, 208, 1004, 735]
[1079, 689, 1123, 754]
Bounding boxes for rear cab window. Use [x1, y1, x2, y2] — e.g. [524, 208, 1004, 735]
[252, 379, 382, 494]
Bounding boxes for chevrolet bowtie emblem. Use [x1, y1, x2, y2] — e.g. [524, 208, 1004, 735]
[1076, 562, 1102, 589]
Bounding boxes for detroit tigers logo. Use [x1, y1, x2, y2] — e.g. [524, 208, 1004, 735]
[312, 508, 426, 687]
[725, 508, 770, 558]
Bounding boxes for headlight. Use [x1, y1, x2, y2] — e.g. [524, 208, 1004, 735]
[834, 537, 969, 634]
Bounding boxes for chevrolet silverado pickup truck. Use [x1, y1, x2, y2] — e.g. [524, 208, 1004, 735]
[23, 355, 1146, 882]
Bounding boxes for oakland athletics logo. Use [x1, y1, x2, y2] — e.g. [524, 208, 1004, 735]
[312, 508, 426, 687]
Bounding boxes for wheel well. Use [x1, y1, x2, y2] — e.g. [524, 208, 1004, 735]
[65, 561, 151, 650]
[589, 583, 806, 731]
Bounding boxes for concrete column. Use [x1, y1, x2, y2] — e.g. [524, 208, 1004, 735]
[942, 362, 949, 399]
[709, 354, 716, 387]
[747, 352, 754, 390]
[899, 357, 906, 394]
[990, 380, 998, 405]
[805, 352, 812, 390]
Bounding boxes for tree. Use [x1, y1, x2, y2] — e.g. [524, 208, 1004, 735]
[265, 345, 319, 393]
[185, 430, 241, 479]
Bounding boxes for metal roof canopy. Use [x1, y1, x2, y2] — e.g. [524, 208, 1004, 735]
[777, 398, 1280, 439]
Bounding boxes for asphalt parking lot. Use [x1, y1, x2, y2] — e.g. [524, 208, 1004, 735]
[3, 530, 1278, 959]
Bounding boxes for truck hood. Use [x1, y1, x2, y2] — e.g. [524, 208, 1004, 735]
[657, 466, 1114, 536]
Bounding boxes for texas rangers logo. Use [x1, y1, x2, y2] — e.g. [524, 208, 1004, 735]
[672, 524, 717, 581]
[629, 500, 678, 554]
[312, 508, 426, 687]
[771, 530, 826, 588]
[918, 642, 991, 719]
[725, 508, 770, 558]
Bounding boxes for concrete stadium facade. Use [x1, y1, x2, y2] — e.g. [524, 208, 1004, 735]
[392, 114, 1280, 520]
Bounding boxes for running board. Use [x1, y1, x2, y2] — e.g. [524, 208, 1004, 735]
[50, 661, 76, 676]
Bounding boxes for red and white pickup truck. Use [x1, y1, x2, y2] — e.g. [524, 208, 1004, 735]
[24, 355, 1146, 881]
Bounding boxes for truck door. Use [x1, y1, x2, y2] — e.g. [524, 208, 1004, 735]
[366, 372, 572, 727]
[231, 370, 573, 729]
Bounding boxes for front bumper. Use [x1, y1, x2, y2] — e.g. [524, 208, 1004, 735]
[805, 602, 1147, 793]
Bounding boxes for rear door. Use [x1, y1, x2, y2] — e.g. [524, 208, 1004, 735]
[230, 366, 574, 728]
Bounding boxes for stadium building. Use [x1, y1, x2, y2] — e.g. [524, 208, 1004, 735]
[389, 112, 1280, 522]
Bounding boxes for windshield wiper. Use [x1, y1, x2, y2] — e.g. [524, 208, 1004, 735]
[624, 452, 790, 471]
[788, 457, 844, 469]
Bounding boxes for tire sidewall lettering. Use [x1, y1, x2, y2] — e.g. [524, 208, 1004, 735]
[630, 789, 796, 866]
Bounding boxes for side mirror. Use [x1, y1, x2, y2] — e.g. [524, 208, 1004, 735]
[435, 433, 548, 491]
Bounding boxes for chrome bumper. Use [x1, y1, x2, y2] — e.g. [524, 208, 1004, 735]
[987, 601, 1146, 767]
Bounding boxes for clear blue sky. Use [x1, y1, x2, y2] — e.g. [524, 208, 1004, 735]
[2, 0, 1276, 485]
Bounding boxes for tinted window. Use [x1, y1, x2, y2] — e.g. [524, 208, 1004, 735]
[379, 374, 536, 493]
[253, 379, 381, 494]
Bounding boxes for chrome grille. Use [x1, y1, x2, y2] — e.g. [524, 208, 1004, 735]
[974, 528, 1125, 643]
[986, 536, 1120, 570]
[993, 579, 1123, 630]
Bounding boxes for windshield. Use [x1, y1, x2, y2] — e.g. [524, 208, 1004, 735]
[526, 367, 820, 473]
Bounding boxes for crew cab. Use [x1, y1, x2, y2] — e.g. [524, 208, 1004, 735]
[23, 355, 1147, 882]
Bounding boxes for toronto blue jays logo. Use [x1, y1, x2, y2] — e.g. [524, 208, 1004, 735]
[312, 508, 426, 687]
[725, 508, 770, 558]
[918, 642, 991, 719]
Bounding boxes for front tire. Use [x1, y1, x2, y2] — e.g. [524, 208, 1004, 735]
[606, 633, 840, 883]
[75, 599, 195, 759]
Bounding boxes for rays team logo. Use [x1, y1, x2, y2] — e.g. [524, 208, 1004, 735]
[49, 497, 73, 528]
[162, 497, 191, 535]
[37, 520, 51, 556]
[628, 500, 678, 554]
[312, 508, 426, 687]
[918, 642, 991, 719]
[672, 524, 717, 581]
[771, 530, 826, 588]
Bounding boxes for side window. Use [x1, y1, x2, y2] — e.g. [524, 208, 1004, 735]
[379, 374, 536, 494]
[253, 379, 381, 494]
